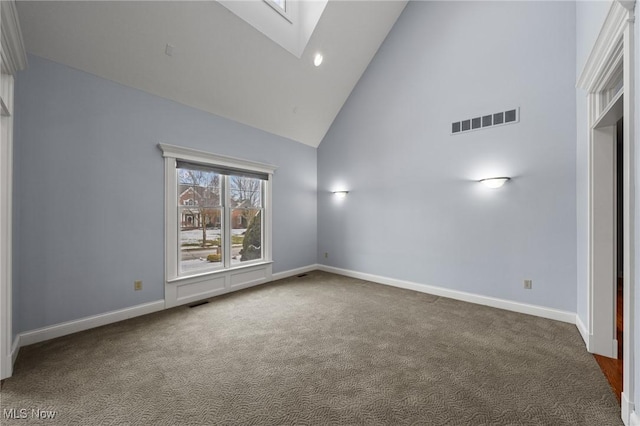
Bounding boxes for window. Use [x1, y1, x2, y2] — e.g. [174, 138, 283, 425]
[160, 144, 276, 282]
[177, 162, 265, 274]
[178, 163, 224, 274]
[271, 0, 286, 10]
[264, 0, 291, 22]
[229, 175, 263, 266]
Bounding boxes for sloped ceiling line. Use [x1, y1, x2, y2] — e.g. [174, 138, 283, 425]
[16, 0, 408, 147]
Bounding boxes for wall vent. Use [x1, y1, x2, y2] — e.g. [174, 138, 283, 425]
[451, 107, 519, 135]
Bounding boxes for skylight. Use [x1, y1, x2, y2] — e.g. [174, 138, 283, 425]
[264, 0, 291, 23]
[270, 0, 285, 11]
[218, 0, 327, 59]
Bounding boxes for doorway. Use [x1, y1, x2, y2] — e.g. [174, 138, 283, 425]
[593, 117, 624, 402]
[589, 89, 622, 360]
[576, 2, 636, 420]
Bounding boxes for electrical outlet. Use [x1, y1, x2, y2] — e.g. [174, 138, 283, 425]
[134, 280, 143, 291]
[324, 252, 328, 258]
[524, 279, 532, 290]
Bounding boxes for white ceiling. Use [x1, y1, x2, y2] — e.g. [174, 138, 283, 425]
[16, 1, 407, 147]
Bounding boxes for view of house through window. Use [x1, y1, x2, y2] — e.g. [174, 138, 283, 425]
[229, 175, 263, 265]
[178, 162, 264, 275]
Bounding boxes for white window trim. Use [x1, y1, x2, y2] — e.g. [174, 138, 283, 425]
[264, 0, 292, 23]
[159, 143, 277, 176]
[159, 143, 277, 308]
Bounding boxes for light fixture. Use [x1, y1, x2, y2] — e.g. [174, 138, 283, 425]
[332, 190, 348, 198]
[479, 177, 510, 188]
[314, 53, 323, 67]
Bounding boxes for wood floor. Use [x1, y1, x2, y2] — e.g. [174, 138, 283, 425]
[593, 278, 623, 402]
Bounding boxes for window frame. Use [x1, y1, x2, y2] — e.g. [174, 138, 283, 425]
[263, 0, 292, 23]
[159, 143, 276, 307]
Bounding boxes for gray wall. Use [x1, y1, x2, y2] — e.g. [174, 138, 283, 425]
[575, 0, 613, 334]
[317, 1, 577, 312]
[13, 54, 317, 335]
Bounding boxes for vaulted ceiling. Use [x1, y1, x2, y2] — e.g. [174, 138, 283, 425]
[16, 1, 407, 147]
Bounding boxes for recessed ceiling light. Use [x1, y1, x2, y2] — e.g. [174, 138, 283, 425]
[314, 53, 323, 67]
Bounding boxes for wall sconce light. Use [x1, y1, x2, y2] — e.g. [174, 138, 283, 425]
[479, 177, 510, 188]
[332, 190, 349, 198]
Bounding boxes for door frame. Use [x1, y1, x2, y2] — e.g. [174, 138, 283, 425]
[577, 0, 635, 422]
[0, 0, 27, 381]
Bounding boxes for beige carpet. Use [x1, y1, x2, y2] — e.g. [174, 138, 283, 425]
[1, 271, 622, 425]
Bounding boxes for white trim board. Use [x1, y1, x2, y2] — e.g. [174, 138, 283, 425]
[17, 300, 165, 348]
[0, 1, 28, 75]
[158, 143, 277, 175]
[624, 390, 636, 426]
[10, 335, 19, 367]
[576, 314, 590, 348]
[9, 263, 577, 368]
[577, 1, 629, 91]
[318, 264, 576, 324]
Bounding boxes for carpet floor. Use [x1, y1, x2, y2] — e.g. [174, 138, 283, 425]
[1, 271, 622, 425]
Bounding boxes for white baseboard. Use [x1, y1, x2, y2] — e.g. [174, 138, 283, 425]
[318, 264, 576, 324]
[8, 265, 578, 372]
[623, 392, 635, 426]
[576, 315, 589, 348]
[10, 335, 19, 367]
[10, 264, 317, 358]
[18, 300, 166, 348]
[272, 264, 319, 281]
[11, 264, 319, 365]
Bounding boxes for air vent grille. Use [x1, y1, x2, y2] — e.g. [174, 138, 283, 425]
[451, 108, 519, 135]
